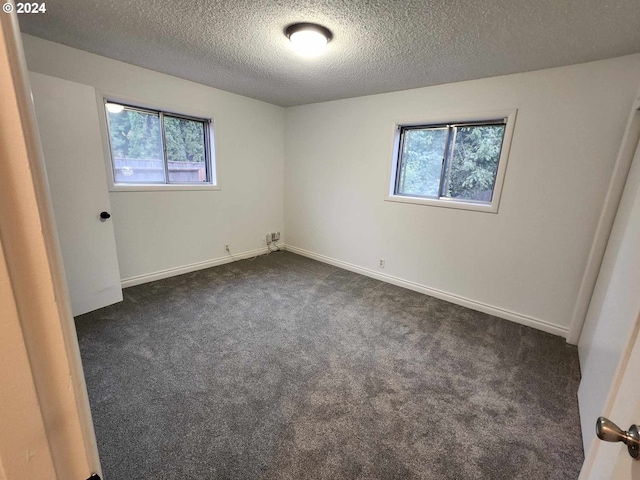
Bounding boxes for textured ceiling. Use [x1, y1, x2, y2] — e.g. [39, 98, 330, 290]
[18, 0, 640, 107]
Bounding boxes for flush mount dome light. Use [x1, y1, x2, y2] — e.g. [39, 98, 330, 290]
[285, 23, 332, 56]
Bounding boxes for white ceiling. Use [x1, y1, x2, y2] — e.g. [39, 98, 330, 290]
[18, 0, 640, 107]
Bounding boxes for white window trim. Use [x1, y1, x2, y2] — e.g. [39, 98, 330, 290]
[385, 109, 517, 213]
[95, 90, 221, 192]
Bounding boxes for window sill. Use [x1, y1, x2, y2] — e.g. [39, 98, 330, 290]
[109, 184, 221, 192]
[385, 194, 498, 213]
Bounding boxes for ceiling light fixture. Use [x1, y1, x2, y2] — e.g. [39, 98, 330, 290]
[285, 23, 332, 57]
[106, 103, 124, 113]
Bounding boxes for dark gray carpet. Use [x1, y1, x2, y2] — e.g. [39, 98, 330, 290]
[75, 252, 583, 480]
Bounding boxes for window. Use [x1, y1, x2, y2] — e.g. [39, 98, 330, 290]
[104, 100, 215, 188]
[387, 111, 516, 212]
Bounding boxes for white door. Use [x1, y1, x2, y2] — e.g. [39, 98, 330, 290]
[29, 72, 123, 316]
[578, 118, 640, 478]
[580, 316, 640, 479]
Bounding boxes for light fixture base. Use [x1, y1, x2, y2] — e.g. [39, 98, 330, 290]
[285, 23, 333, 43]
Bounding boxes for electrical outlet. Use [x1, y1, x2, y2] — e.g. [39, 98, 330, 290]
[225, 244, 230, 252]
[266, 234, 272, 245]
[379, 259, 385, 268]
[273, 231, 281, 242]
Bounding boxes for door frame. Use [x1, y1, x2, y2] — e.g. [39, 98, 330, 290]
[0, 9, 101, 479]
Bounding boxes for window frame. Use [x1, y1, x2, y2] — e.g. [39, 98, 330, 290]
[96, 92, 220, 192]
[386, 109, 517, 213]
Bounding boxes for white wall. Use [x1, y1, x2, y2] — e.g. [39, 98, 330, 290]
[22, 34, 285, 282]
[285, 55, 640, 335]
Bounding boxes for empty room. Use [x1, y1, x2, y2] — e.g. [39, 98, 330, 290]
[1, 0, 640, 479]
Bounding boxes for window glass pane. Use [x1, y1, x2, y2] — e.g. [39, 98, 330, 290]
[444, 124, 506, 202]
[164, 116, 207, 183]
[107, 105, 165, 183]
[396, 127, 448, 197]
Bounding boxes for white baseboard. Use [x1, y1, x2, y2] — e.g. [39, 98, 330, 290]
[120, 247, 270, 288]
[285, 245, 568, 338]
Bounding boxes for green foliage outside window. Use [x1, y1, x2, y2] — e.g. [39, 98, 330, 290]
[107, 109, 205, 162]
[397, 123, 505, 202]
[108, 109, 162, 160]
[398, 128, 446, 197]
[447, 125, 505, 200]
[106, 103, 211, 184]
[164, 116, 205, 163]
